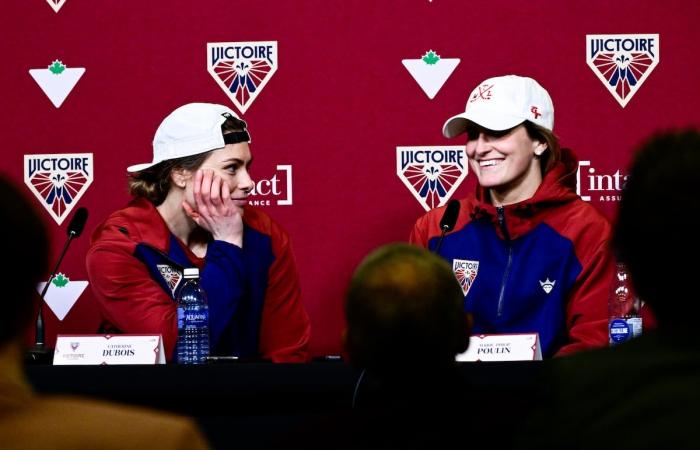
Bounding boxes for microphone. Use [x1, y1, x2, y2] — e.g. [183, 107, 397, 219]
[26, 207, 89, 364]
[433, 200, 460, 254]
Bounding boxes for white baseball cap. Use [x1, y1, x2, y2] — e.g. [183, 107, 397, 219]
[442, 75, 554, 138]
[127, 103, 250, 173]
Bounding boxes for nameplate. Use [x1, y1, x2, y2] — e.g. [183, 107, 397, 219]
[456, 333, 542, 362]
[53, 334, 165, 365]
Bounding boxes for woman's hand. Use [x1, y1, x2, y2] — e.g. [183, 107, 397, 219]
[182, 169, 244, 247]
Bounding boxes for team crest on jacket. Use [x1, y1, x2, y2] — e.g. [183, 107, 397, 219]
[207, 41, 278, 114]
[46, 0, 67, 12]
[396, 146, 467, 211]
[586, 34, 659, 107]
[24, 153, 93, 225]
[453, 259, 479, 296]
[157, 264, 183, 296]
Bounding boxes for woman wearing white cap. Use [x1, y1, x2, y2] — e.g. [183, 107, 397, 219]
[86, 103, 311, 362]
[410, 75, 613, 357]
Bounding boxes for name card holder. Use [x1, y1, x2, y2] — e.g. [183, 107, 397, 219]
[456, 333, 542, 362]
[53, 334, 165, 365]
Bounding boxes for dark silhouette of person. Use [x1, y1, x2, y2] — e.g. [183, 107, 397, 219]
[0, 175, 211, 450]
[342, 243, 471, 449]
[519, 129, 700, 450]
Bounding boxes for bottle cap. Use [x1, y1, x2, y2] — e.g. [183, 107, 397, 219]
[183, 268, 199, 278]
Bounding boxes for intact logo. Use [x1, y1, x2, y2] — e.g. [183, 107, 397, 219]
[157, 265, 183, 296]
[207, 41, 278, 114]
[586, 34, 659, 107]
[248, 164, 293, 206]
[46, 0, 67, 13]
[576, 160, 628, 202]
[24, 153, 93, 225]
[402, 50, 460, 99]
[249, 164, 293, 206]
[29, 60, 85, 108]
[397, 146, 467, 211]
[36, 273, 88, 321]
[453, 259, 479, 296]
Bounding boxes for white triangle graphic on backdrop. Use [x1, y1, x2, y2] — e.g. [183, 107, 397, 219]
[36, 276, 87, 321]
[403, 53, 460, 99]
[29, 64, 85, 108]
[46, 0, 67, 13]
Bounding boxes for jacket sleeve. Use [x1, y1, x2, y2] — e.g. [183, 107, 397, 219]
[556, 238, 613, 356]
[86, 233, 179, 360]
[258, 231, 311, 362]
[409, 213, 431, 247]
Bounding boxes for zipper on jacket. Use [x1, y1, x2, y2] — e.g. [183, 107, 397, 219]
[496, 206, 513, 317]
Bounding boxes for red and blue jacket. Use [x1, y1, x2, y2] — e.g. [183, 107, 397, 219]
[86, 197, 311, 362]
[410, 149, 612, 357]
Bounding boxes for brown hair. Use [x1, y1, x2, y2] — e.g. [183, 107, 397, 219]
[524, 121, 561, 174]
[128, 115, 247, 205]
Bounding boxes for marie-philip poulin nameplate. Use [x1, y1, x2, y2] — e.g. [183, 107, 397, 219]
[53, 334, 165, 365]
[456, 333, 542, 362]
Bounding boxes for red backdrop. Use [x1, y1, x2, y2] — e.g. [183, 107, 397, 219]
[2, 0, 699, 357]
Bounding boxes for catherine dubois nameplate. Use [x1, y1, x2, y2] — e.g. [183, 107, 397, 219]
[53, 334, 165, 365]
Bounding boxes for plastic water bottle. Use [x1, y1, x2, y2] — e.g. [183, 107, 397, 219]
[608, 262, 643, 345]
[176, 268, 210, 364]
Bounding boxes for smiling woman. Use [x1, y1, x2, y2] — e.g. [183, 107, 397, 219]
[410, 75, 614, 358]
[86, 103, 311, 363]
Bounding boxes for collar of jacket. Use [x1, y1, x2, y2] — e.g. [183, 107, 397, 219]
[468, 147, 581, 239]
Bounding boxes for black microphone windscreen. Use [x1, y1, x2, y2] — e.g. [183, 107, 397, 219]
[439, 200, 461, 232]
[67, 207, 88, 238]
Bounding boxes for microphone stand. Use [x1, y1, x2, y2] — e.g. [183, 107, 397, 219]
[433, 225, 450, 254]
[25, 230, 78, 364]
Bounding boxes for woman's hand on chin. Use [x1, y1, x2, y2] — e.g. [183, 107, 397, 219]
[183, 169, 244, 247]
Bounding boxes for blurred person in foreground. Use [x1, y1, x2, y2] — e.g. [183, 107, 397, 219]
[519, 129, 700, 450]
[0, 175, 210, 450]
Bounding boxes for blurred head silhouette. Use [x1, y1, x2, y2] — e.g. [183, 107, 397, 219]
[344, 243, 469, 376]
[613, 129, 700, 328]
[0, 175, 49, 346]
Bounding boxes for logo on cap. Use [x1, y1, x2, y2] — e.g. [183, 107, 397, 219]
[29, 60, 85, 108]
[586, 34, 659, 107]
[46, 0, 67, 12]
[453, 259, 479, 296]
[35, 273, 88, 321]
[24, 153, 93, 225]
[402, 50, 460, 99]
[397, 146, 467, 211]
[207, 41, 278, 114]
[470, 84, 494, 103]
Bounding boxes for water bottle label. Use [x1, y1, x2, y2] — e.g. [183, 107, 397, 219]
[609, 318, 631, 344]
[626, 317, 643, 338]
[184, 309, 209, 328]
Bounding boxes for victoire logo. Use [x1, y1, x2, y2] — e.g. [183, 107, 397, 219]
[24, 153, 94, 225]
[586, 34, 659, 107]
[453, 259, 479, 296]
[46, 0, 67, 13]
[36, 273, 87, 321]
[402, 50, 460, 99]
[207, 41, 278, 114]
[397, 146, 467, 211]
[29, 60, 85, 108]
[576, 160, 628, 202]
[249, 165, 293, 206]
